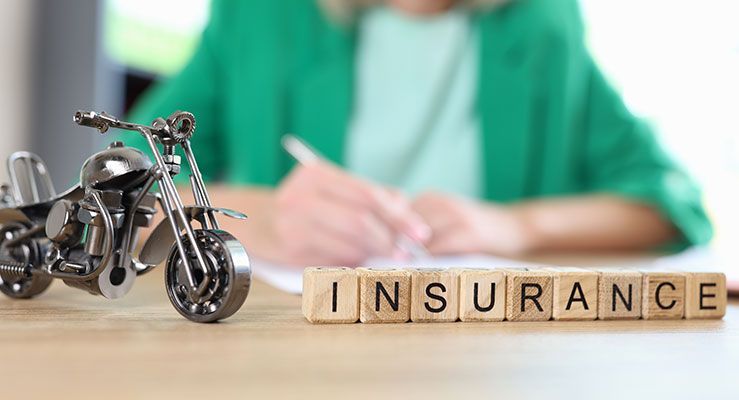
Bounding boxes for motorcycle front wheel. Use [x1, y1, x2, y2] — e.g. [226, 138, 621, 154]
[165, 229, 251, 323]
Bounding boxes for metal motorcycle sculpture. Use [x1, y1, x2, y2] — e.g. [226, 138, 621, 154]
[0, 110, 251, 323]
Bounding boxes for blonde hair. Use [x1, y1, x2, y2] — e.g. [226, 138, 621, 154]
[319, 0, 508, 24]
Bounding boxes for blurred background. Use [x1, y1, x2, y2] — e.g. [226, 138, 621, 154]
[0, 0, 737, 252]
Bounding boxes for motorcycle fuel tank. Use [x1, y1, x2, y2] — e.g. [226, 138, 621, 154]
[79, 142, 153, 190]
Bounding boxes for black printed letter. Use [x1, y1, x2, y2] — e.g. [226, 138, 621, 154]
[699, 283, 717, 310]
[331, 281, 338, 312]
[521, 283, 543, 312]
[425, 283, 447, 313]
[612, 284, 633, 312]
[655, 282, 677, 310]
[566, 282, 589, 311]
[376, 281, 399, 312]
[473, 282, 496, 312]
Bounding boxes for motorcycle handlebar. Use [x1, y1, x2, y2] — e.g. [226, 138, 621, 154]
[74, 110, 196, 143]
[74, 110, 116, 134]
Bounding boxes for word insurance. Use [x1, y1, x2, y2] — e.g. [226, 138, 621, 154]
[301, 267, 727, 324]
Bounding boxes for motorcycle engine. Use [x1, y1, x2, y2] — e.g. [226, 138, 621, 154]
[44, 142, 158, 299]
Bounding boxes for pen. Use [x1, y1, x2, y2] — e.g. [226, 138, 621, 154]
[280, 134, 431, 260]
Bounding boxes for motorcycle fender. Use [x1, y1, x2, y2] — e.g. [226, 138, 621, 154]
[138, 206, 247, 266]
[0, 208, 31, 225]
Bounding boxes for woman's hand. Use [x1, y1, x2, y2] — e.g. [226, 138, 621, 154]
[266, 162, 430, 266]
[411, 192, 532, 257]
[411, 192, 678, 257]
[178, 164, 430, 267]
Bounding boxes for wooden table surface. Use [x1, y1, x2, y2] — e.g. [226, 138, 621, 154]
[1, 255, 738, 399]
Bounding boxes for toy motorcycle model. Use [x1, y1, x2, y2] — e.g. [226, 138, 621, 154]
[0, 110, 251, 322]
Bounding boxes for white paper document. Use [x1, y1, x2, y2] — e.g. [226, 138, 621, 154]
[252, 254, 535, 294]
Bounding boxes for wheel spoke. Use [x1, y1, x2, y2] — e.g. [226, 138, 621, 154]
[164, 230, 251, 323]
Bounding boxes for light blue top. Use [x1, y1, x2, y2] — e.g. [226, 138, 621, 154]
[345, 6, 482, 198]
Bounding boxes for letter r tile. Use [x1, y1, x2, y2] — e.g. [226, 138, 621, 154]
[504, 268, 553, 321]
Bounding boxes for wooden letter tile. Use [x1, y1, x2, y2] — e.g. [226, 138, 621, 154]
[505, 268, 553, 321]
[358, 268, 411, 323]
[458, 269, 506, 322]
[547, 267, 598, 321]
[641, 272, 686, 320]
[302, 267, 359, 324]
[684, 272, 726, 319]
[597, 270, 642, 320]
[410, 269, 460, 322]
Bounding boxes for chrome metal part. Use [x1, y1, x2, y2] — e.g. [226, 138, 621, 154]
[139, 205, 247, 266]
[142, 130, 211, 299]
[74, 109, 196, 146]
[0, 259, 30, 279]
[182, 140, 218, 229]
[7, 151, 56, 205]
[73, 110, 119, 133]
[59, 261, 87, 273]
[77, 207, 125, 228]
[161, 154, 181, 165]
[0, 223, 52, 299]
[79, 146, 153, 190]
[86, 191, 114, 278]
[41, 191, 115, 282]
[165, 230, 251, 323]
[61, 253, 136, 299]
[166, 111, 196, 143]
[45, 200, 83, 246]
[115, 176, 156, 276]
[0, 184, 13, 207]
[84, 224, 106, 256]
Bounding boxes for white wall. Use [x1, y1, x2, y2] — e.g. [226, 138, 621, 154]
[0, 0, 35, 183]
[581, 0, 739, 251]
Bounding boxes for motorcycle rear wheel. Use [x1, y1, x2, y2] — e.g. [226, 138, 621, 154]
[0, 223, 52, 299]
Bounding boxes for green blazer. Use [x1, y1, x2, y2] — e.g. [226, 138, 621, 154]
[129, 0, 712, 247]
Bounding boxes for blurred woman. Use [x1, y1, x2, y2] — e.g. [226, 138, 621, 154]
[129, 0, 712, 265]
